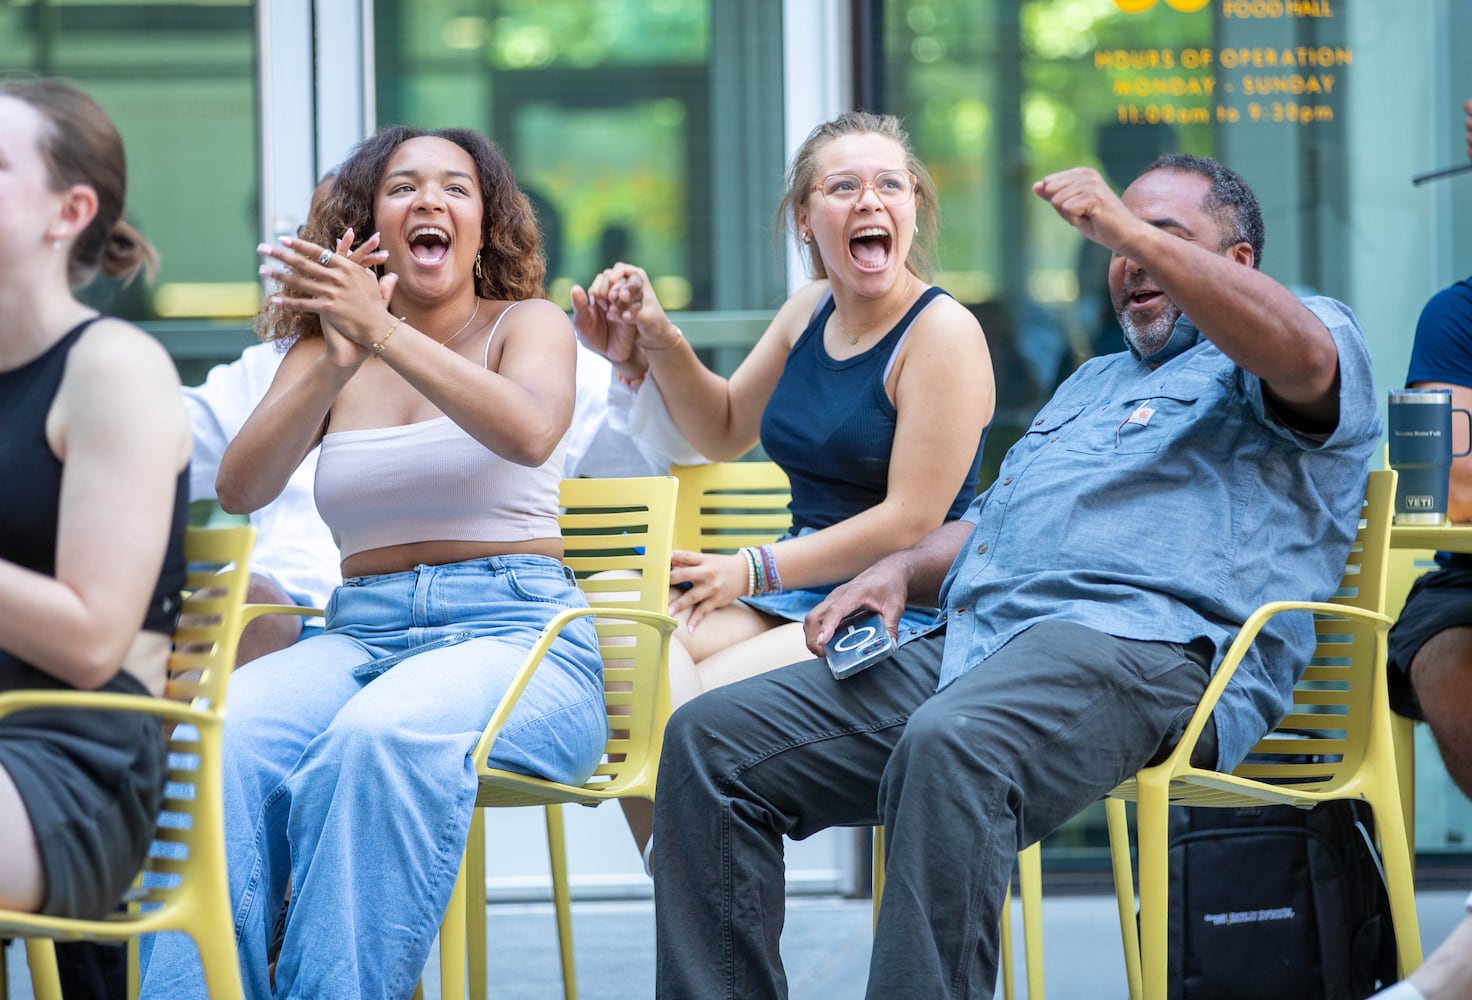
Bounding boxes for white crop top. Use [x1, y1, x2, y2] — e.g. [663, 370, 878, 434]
[313, 302, 568, 561]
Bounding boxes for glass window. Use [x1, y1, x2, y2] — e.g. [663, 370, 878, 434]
[372, 0, 788, 317]
[0, 1, 260, 384]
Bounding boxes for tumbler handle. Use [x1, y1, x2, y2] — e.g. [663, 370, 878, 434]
[1455, 407, 1472, 458]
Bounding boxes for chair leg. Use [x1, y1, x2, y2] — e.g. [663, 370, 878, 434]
[1018, 843, 1044, 999]
[467, 809, 487, 1000]
[871, 825, 885, 928]
[438, 846, 469, 1000]
[546, 804, 578, 1000]
[1134, 780, 1171, 1000]
[1106, 798, 1142, 1000]
[999, 880, 1015, 1000]
[1371, 790, 1425, 976]
[24, 940, 61, 1000]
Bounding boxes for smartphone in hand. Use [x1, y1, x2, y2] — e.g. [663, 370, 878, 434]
[824, 610, 897, 680]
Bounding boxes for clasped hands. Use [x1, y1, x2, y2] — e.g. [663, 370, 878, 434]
[258, 230, 396, 365]
[570, 262, 680, 384]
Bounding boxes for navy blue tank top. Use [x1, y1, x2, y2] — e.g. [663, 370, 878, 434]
[0, 318, 188, 635]
[760, 286, 986, 532]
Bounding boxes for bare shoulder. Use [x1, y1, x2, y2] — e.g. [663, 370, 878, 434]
[908, 291, 989, 352]
[502, 297, 575, 336]
[66, 317, 180, 394]
[764, 279, 832, 349]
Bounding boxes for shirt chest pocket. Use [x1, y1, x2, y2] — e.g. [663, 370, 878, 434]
[1063, 378, 1210, 456]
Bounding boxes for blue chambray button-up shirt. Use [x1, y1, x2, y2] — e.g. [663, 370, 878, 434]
[925, 296, 1380, 770]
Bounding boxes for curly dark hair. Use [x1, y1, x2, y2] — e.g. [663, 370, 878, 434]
[262, 125, 545, 344]
[1144, 153, 1265, 270]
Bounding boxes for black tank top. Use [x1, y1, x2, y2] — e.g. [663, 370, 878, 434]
[0, 317, 188, 634]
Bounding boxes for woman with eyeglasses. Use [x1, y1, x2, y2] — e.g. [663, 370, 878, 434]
[573, 110, 993, 861]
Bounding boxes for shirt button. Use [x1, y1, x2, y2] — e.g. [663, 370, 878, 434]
[1002, 477, 1012, 486]
[976, 543, 988, 554]
[955, 607, 968, 616]
[1033, 419, 1043, 426]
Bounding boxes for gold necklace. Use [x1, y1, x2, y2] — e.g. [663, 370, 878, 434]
[836, 275, 914, 346]
[437, 298, 481, 346]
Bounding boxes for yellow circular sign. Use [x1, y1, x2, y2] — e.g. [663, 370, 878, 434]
[1111, 0, 1213, 10]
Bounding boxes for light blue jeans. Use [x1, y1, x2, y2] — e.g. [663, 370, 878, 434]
[138, 555, 607, 1000]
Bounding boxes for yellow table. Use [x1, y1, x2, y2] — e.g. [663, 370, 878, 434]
[1389, 521, 1472, 552]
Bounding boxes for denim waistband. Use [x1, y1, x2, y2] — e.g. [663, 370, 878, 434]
[341, 553, 569, 588]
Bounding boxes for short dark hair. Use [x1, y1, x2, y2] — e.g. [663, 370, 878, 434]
[1143, 153, 1265, 270]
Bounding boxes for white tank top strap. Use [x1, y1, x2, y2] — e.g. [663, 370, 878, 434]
[881, 292, 942, 384]
[481, 300, 524, 369]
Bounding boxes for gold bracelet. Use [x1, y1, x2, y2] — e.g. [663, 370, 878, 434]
[373, 316, 405, 356]
[645, 325, 684, 351]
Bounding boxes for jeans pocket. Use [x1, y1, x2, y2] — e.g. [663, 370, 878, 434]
[505, 566, 583, 609]
[351, 630, 475, 683]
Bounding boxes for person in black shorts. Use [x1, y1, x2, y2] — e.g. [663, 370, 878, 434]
[0, 78, 190, 923]
[1370, 97, 1472, 1000]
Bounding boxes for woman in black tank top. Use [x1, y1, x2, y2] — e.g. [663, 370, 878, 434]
[571, 110, 996, 861]
[0, 78, 191, 921]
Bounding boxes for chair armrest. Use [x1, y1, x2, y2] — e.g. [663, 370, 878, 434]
[470, 606, 678, 769]
[238, 603, 325, 627]
[0, 688, 213, 730]
[1155, 600, 1393, 775]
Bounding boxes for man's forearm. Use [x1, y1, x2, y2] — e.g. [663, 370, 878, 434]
[889, 519, 975, 607]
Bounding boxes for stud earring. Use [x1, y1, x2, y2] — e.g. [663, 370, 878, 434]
[800, 231, 813, 245]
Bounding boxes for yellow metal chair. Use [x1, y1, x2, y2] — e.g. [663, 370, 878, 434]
[439, 476, 678, 1000]
[1386, 545, 1437, 848]
[1104, 469, 1421, 1000]
[0, 524, 255, 1000]
[669, 460, 794, 553]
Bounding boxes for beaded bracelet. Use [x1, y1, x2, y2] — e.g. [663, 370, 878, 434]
[758, 544, 784, 594]
[739, 547, 758, 597]
[738, 545, 784, 596]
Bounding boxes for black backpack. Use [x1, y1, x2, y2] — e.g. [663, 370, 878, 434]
[1166, 797, 1398, 999]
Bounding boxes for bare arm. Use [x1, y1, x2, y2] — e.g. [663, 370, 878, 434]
[1033, 167, 1341, 429]
[0, 321, 191, 688]
[215, 336, 351, 513]
[574, 263, 827, 460]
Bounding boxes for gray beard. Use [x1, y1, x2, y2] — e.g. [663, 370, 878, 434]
[1119, 304, 1181, 357]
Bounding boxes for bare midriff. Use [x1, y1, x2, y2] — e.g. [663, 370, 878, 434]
[340, 537, 565, 579]
[123, 631, 172, 697]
